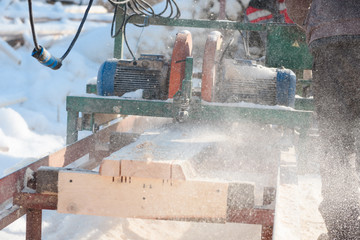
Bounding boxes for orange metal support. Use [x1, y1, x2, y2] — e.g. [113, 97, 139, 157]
[219, 0, 226, 20]
[168, 30, 193, 98]
[201, 31, 223, 102]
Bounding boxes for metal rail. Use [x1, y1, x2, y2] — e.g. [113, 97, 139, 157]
[114, 6, 313, 70]
[66, 95, 313, 143]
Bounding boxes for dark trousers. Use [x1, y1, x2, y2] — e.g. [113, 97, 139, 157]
[311, 37, 360, 239]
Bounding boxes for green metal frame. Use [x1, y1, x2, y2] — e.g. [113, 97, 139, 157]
[114, 7, 313, 69]
[66, 7, 315, 145]
[266, 24, 313, 70]
[66, 95, 313, 144]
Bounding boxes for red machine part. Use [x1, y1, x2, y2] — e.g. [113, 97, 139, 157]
[218, 0, 226, 20]
[168, 30, 193, 98]
[246, 0, 294, 23]
[201, 31, 223, 102]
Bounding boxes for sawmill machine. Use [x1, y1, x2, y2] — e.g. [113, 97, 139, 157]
[66, 4, 314, 144]
[24, 0, 314, 135]
[62, 13, 314, 238]
[0, 2, 317, 240]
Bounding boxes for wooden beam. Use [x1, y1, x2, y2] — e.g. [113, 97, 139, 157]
[99, 123, 221, 178]
[118, 160, 184, 180]
[99, 159, 121, 177]
[57, 170, 229, 220]
[101, 159, 188, 180]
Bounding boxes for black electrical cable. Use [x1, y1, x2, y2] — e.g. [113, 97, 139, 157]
[134, 0, 154, 15]
[111, 5, 127, 38]
[108, 0, 181, 60]
[123, 14, 137, 60]
[60, 0, 94, 61]
[156, 0, 169, 16]
[170, 0, 181, 18]
[27, 0, 94, 69]
[27, 0, 40, 51]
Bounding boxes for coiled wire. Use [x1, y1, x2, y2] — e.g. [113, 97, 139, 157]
[109, 0, 181, 59]
[27, 0, 93, 61]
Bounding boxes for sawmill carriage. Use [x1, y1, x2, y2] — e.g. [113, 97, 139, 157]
[0, 1, 315, 239]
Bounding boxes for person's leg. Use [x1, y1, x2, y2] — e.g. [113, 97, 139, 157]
[312, 39, 360, 239]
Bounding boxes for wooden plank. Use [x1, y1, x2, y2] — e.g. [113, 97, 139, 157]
[101, 159, 189, 179]
[100, 123, 222, 178]
[103, 123, 220, 162]
[57, 170, 229, 220]
[171, 163, 187, 180]
[117, 160, 187, 180]
[99, 159, 121, 177]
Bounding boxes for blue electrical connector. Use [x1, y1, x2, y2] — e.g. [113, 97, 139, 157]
[32, 46, 62, 70]
[27, 0, 93, 70]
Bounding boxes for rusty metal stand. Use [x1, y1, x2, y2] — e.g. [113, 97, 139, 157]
[227, 208, 274, 240]
[26, 209, 42, 240]
[14, 192, 274, 240]
[14, 193, 57, 240]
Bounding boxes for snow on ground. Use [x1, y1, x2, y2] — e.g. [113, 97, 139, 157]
[0, 0, 325, 239]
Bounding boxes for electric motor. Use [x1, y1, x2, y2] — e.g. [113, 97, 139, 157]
[217, 59, 296, 107]
[97, 54, 170, 100]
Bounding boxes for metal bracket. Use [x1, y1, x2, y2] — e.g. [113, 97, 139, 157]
[173, 57, 193, 122]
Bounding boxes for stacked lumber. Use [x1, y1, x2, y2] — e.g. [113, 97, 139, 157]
[56, 122, 281, 220]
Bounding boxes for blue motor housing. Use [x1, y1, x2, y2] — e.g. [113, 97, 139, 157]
[276, 68, 296, 108]
[97, 59, 118, 96]
[97, 55, 170, 99]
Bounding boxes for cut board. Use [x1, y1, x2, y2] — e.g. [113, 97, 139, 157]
[100, 122, 230, 179]
[57, 170, 229, 220]
[100, 122, 281, 188]
[57, 122, 286, 219]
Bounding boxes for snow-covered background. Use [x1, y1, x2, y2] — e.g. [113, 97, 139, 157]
[0, 0, 326, 239]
